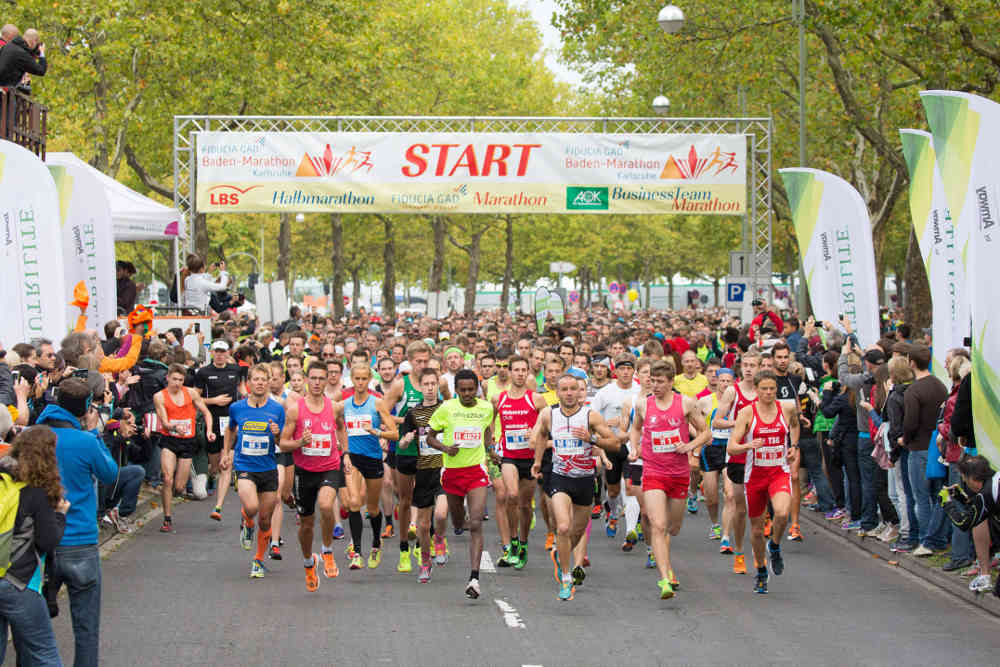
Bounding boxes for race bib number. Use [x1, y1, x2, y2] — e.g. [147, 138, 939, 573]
[346, 415, 373, 438]
[241, 433, 270, 457]
[218, 416, 230, 432]
[651, 429, 682, 454]
[169, 419, 193, 438]
[504, 428, 530, 451]
[454, 427, 483, 449]
[711, 426, 731, 441]
[755, 445, 785, 467]
[303, 433, 333, 457]
[554, 436, 585, 456]
[418, 431, 436, 457]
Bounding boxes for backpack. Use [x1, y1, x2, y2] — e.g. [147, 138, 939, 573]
[0, 472, 26, 578]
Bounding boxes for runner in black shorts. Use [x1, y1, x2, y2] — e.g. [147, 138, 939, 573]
[236, 469, 279, 494]
[160, 434, 197, 460]
[547, 474, 594, 507]
[349, 452, 386, 479]
[195, 340, 244, 522]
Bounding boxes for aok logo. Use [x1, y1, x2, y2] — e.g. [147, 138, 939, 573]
[566, 186, 608, 210]
[208, 185, 261, 206]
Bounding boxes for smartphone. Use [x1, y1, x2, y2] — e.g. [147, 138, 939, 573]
[194, 323, 201, 333]
[11, 370, 20, 383]
[72, 368, 90, 379]
[837, 313, 844, 321]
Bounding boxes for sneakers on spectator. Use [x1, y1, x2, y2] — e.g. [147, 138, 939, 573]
[825, 508, 846, 521]
[102, 508, 133, 534]
[969, 574, 992, 593]
[802, 489, 817, 506]
[942, 558, 973, 572]
[891, 541, 917, 553]
[841, 519, 861, 531]
[878, 524, 900, 543]
[911, 545, 934, 557]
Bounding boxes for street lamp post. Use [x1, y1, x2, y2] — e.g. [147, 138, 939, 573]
[652, 95, 671, 115]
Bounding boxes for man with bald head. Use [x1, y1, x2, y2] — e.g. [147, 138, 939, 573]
[0, 26, 46, 88]
[0, 24, 18, 46]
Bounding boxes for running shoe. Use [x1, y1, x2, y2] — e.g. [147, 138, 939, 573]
[636, 522, 644, 542]
[802, 489, 817, 506]
[658, 578, 675, 600]
[788, 524, 803, 542]
[753, 571, 769, 594]
[733, 553, 747, 574]
[686, 494, 698, 514]
[322, 551, 339, 578]
[840, 519, 861, 531]
[240, 518, 254, 551]
[890, 541, 917, 553]
[413, 546, 421, 563]
[545, 532, 555, 551]
[514, 547, 527, 570]
[250, 559, 267, 579]
[825, 508, 846, 521]
[763, 518, 772, 538]
[305, 554, 320, 592]
[767, 541, 784, 576]
[349, 552, 364, 570]
[269, 544, 282, 560]
[382, 524, 395, 539]
[558, 580, 575, 601]
[645, 549, 656, 569]
[551, 548, 563, 584]
[623, 529, 638, 552]
[572, 565, 586, 586]
[530, 511, 536, 531]
[606, 517, 618, 538]
[333, 524, 345, 540]
[465, 578, 481, 599]
[159, 517, 173, 533]
[668, 569, 679, 589]
[719, 537, 733, 554]
[210, 507, 222, 522]
[911, 545, 934, 557]
[497, 544, 514, 568]
[433, 536, 449, 565]
[877, 524, 899, 543]
[398, 549, 412, 573]
[345, 543, 357, 560]
[709, 524, 722, 540]
[969, 574, 992, 593]
[368, 547, 382, 569]
[592, 504, 602, 520]
[418, 565, 432, 583]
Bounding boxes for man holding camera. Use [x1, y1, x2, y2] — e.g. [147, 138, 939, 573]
[941, 455, 1000, 596]
[0, 27, 46, 89]
[748, 299, 783, 343]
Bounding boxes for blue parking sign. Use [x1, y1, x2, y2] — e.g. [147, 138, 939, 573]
[727, 283, 746, 303]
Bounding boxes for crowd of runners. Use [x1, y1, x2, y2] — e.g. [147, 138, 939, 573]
[4, 287, 998, 622]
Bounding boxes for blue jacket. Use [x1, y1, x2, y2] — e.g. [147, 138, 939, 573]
[37, 405, 119, 546]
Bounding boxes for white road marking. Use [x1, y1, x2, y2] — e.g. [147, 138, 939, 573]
[495, 599, 526, 629]
[480, 550, 496, 573]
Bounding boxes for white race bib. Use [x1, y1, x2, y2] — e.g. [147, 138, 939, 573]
[346, 415, 373, 438]
[504, 428, 530, 451]
[303, 433, 333, 457]
[418, 432, 436, 457]
[454, 427, 483, 449]
[554, 437, 585, 456]
[218, 416, 230, 432]
[241, 433, 270, 456]
[651, 429, 682, 454]
[169, 419, 193, 438]
[755, 445, 785, 467]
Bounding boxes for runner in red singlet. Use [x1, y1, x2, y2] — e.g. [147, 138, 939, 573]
[727, 370, 800, 594]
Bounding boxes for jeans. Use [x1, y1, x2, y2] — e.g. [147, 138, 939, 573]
[949, 464, 975, 562]
[800, 436, 836, 511]
[0, 578, 62, 666]
[52, 544, 102, 667]
[99, 464, 144, 517]
[925, 476, 951, 550]
[889, 458, 909, 537]
[906, 449, 936, 548]
[899, 450, 919, 545]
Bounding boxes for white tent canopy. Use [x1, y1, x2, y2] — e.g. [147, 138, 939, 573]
[46, 152, 184, 241]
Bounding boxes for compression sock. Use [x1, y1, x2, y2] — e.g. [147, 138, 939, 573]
[255, 529, 271, 562]
[370, 512, 383, 548]
[349, 511, 364, 552]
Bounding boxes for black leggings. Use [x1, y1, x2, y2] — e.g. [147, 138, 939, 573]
[821, 434, 844, 509]
[823, 433, 861, 518]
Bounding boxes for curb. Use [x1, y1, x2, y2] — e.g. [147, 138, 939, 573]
[799, 508, 1000, 619]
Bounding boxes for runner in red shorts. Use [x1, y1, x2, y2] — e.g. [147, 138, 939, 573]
[628, 361, 709, 600]
[727, 370, 800, 594]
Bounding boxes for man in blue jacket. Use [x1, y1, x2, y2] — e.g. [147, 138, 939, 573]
[37, 377, 119, 667]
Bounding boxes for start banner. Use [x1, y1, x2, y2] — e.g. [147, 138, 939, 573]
[195, 132, 746, 215]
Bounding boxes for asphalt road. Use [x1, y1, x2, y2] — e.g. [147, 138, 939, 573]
[15, 493, 1000, 667]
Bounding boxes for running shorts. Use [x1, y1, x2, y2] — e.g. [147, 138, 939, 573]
[726, 461, 746, 485]
[275, 451, 294, 467]
[624, 463, 643, 487]
[412, 467, 444, 509]
[547, 473, 595, 507]
[349, 452, 385, 480]
[502, 457, 535, 482]
[293, 468, 345, 517]
[605, 447, 627, 486]
[641, 471, 689, 499]
[395, 454, 418, 476]
[441, 464, 489, 498]
[384, 451, 397, 469]
[236, 468, 279, 493]
[745, 469, 792, 518]
[160, 435, 196, 460]
[699, 441, 726, 473]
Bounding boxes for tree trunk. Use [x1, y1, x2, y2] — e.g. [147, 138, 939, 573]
[194, 212, 210, 261]
[429, 216, 447, 292]
[381, 216, 396, 320]
[903, 227, 931, 329]
[277, 213, 291, 293]
[351, 266, 361, 315]
[515, 280, 522, 308]
[500, 215, 513, 311]
[713, 277, 720, 307]
[330, 213, 345, 319]
[667, 274, 675, 310]
[464, 234, 483, 317]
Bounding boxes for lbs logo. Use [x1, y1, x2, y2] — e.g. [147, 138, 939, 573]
[566, 186, 608, 210]
[207, 185, 261, 206]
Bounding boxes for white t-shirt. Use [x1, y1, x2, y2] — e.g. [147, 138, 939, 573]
[592, 381, 640, 435]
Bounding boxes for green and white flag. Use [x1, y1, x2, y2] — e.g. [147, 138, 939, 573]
[0, 140, 66, 344]
[534, 286, 565, 334]
[899, 129, 967, 386]
[921, 91, 1000, 468]
[779, 168, 879, 346]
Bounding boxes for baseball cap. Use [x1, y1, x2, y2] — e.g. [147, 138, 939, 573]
[210, 340, 230, 351]
[864, 349, 886, 365]
[751, 298, 764, 306]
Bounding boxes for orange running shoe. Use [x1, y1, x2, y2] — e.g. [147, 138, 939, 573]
[788, 523, 803, 542]
[305, 554, 320, 592]
[382, 524, 395, 539]
[322, 551, 339, 578]
[733, 553, 747, 575]
[545, 532, 555, 551]
[763, 518, 772, 539]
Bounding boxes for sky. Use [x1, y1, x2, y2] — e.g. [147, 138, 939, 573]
[511, 0, 587, 87]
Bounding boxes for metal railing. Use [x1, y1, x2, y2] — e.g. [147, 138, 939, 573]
[1, 88, 47, 158]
